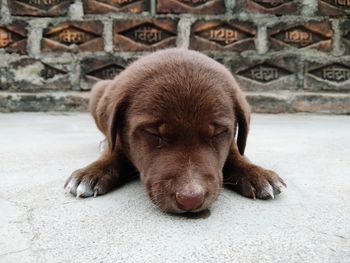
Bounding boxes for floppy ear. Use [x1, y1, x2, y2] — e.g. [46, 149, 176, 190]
[234, 92, 251, 156]
[108, 92, 129, 152]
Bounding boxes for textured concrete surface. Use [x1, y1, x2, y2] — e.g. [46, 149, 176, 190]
[0, 113, 349, 263]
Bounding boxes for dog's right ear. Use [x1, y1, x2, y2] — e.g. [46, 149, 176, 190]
[108, 90, 129, 152]
[234, 91, 251, 156]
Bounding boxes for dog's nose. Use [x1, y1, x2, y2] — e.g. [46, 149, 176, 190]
[175, 191, 204, 211]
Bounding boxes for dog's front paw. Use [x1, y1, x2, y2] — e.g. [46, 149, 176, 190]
[64, 165, 118, 198]
[230, 167, 286, 200]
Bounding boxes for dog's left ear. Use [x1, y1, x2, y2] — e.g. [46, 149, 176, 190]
[234, 91, 251, 156]
[108, 90, 129, 152]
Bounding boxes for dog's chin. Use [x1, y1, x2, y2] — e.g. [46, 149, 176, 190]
[161, 199, 216, 214]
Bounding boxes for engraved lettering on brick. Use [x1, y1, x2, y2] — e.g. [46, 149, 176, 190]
[209, 28, 237, 45]
[251, 66, 279, 82]
[87, 64, 125, 80]
[321, 0, 350, 9]
[83, 0, 148, 14]
[121, 24, 174, 45]
[323, 66, 349, 81]
[17, 0, 63, 10]
[237, 63, 292, 83]
[196, 25, 253, 47]
[252, 0, 291, 9]
[29, 0, 61, 4]
[177, 0, 210, 7]
[271, 26, 328, 48]
[134, 27, 161, 43]
[59, 28, 87, 44]
[0, 28, 12, 48]
[40, 64, 67, 79]
[48, 26, 98, 46]
[284, 30, 313, 45]
[309, 64, 350, 83]
[98, 0, 141, 8]
[335, 0, 350, 6]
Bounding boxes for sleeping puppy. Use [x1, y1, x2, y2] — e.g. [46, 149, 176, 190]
[65, 48, 286, 213]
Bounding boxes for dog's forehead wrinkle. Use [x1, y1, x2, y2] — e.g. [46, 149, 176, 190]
[132, 74, 232, 115]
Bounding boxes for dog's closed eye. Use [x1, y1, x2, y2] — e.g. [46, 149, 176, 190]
[142, 127, 160, 137]
[213, 127, 229, 137]
[141, 126, 168, 148]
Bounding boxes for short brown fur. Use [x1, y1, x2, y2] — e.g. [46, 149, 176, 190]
[65, 48, 286, 213]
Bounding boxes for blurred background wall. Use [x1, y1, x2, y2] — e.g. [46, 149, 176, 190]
[0, 0, 349, 113]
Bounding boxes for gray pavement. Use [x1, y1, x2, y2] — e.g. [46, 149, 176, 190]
[0, 113, 349, 263]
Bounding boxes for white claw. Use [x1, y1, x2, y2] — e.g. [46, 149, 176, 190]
[276, 182, 286, 193]
[263, 184, 274, 199]
[65, 179, 78, 196]
[76, 182, 94, 198]
[94, 190, 98, 198]
[268, 184, 275, 199]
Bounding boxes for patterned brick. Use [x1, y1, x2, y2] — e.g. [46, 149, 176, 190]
[318, 0, 350, 16]
[304, 61, 350, 92]
[9, 58, 71, 92]
[0, 92, 89, 112]
[157, 0, 225, 14]
[268, 21, 333, 52]
[80, 56, 135, 90]
[293, 93, 350, 114]
[42, 21, 104, 53]
[113, 19, 178, 51]
[229, 57, 297, 92]
[246, 93, 290, 113]
[243, 0, 299, 15]
[8, 0, 72, 17]
[82, 0, 150, 14]
[0, 21, 28, 55]
[190, 20, 256, 52]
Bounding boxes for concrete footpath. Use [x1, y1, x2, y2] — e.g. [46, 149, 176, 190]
[0, 113, 349, 263]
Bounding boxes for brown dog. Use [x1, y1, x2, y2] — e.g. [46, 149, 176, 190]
[65, 48, 286, 213]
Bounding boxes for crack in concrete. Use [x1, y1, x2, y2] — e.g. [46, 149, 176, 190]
[0, 194, 41, 262]
[272, 223, 349, 240]
[297, 225, 348, 240]
[0, 247, 31, 258]
[25, 206, 41, 263]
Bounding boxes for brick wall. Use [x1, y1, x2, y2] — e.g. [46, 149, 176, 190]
[0, 0, 349, 114]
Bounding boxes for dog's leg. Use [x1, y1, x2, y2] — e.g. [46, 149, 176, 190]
[65, 79, 134, 198]
[64, 147, 135, 198]
[223, 144, 286, 199]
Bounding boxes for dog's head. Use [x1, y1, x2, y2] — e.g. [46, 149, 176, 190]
[108, 50, 250, 213]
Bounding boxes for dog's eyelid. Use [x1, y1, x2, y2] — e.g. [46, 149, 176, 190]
[211, 123, 229, 136]
[138, 121, 165, 134]
[213, 128, 229, 137]
[141, 127, 170, 144]
[142, 128, 160, 137]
